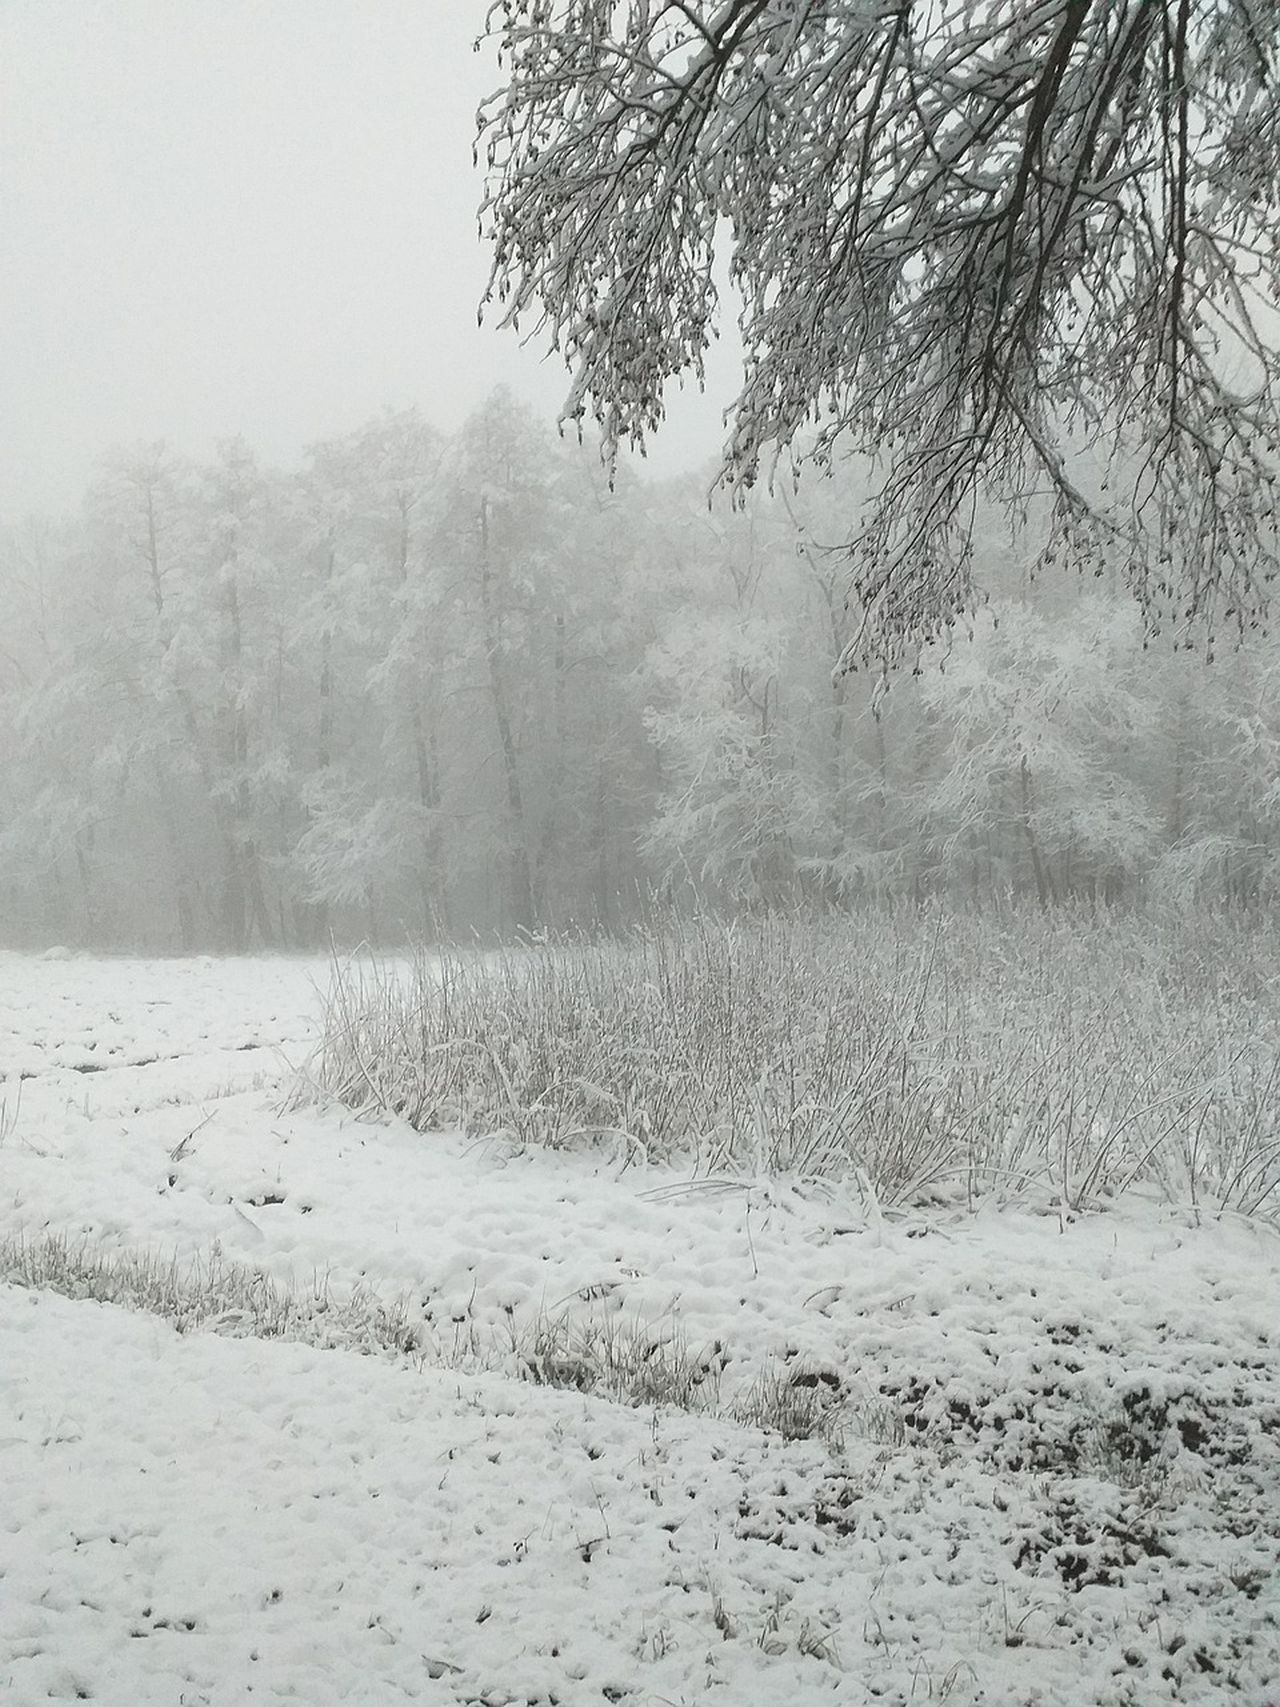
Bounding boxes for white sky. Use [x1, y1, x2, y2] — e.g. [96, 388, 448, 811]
[1, 0, 739, 520]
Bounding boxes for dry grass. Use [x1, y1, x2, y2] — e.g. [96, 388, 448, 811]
[0, 1229, 424, 1356]
[303, 906, 1280, 1218]
[516, 1305, 722, 1411]
[0, 1231, 748, 1429]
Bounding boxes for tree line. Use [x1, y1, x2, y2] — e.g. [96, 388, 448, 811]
[2, 389, 1278, 951]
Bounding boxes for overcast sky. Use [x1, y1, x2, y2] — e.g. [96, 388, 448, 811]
[1, 0, 739, 520]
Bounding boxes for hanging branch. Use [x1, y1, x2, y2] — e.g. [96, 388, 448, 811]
[480, 0, 1280, 670]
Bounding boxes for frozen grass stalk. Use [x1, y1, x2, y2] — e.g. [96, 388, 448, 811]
[302, 906, 1280, 1220]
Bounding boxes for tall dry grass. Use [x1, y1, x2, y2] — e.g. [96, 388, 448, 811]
[303, 906, 1280, 1217]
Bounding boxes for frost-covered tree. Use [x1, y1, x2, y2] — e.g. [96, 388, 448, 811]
[481, 0, 1280, 667]
[644, 613, 801, 903]
[292, 410, 448, 936]
[0, 520, 122, 941]
[1165, 632, 1280, 901]
[18, 399, 1280, 949]
[913, 599, 1158, 902]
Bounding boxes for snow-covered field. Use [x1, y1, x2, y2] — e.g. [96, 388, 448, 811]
[2, 952, 1278, 1706]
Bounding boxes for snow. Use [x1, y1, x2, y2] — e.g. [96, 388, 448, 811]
[2, 952, 1278, 1705]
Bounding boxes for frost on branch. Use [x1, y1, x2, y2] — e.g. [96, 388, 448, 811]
[480, 0, 1280, 669]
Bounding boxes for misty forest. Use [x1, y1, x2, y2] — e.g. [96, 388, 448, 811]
[5, 395, 1280, 951]
[4, 4, 1280, 1706]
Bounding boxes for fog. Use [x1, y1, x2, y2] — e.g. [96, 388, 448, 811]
[1, 0, 735, 521]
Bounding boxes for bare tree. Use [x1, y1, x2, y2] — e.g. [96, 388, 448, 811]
[480, 0, 1280, 669]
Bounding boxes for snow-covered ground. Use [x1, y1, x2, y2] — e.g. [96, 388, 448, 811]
[2, 952, 1278, 1706]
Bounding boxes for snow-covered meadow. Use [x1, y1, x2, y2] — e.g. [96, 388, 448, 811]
[2, 946, 1278, 1706]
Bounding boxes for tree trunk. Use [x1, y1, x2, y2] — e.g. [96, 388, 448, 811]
[396, 501, 442, 930]
[152, 755, 196, 951]
[1018, 753, 1052, 908]
[141, 484, 244, 949]
[478, 493, 535, 928]
[220, 556, 273, 949]
[536, 610, 569, 920]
